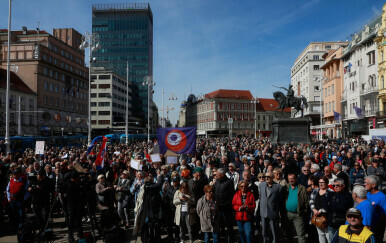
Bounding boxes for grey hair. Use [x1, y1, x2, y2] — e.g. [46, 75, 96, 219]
[333, 178, 345, 185]
[353, 186, 367, 199]
[334, 163, 342, 171]
[311, 164, 320, 171]
[217, 168, 225, 175]
[365, 175, 379, 187]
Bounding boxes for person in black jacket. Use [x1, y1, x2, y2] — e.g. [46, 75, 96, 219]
[162, 176, 180, 242]
[28, 169, 54, 234]
[141, 173, 164, 243]
[333, 163, 349, 192]
[213, 168, 235, 243]
[327, 178, 353, 242]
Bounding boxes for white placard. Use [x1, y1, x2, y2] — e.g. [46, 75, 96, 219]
[150, 154, 161, 163]
[130, 159, 140, 170]
[167, 156, 178, 164]
[35, 141, 45, 155]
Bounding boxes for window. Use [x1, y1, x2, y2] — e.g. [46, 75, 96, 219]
[44, 82, 48, 90]
[91, 102, 97, 107]
[98, 102, 110, 107]
[382, 76, 385, 89]
[99, 75, 110, 80]
[381, 51, 384, 62]
[325, 88, 327, 97]
[313, 65, 319, 70]
[91, 93, 97, 98]
[99, 84, 111, 89]
[325, 45, 331, 50]
[313, 55, 319, 60]
[332, 84, 334, 94]
[49, 83, 53, 92]
[332, 101, 335, 111]
[43, 96, 48, 105]
[368, 51, 375, 65]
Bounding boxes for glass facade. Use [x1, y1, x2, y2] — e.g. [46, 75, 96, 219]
[92, 3, 153, 120]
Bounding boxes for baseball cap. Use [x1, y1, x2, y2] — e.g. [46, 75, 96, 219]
[353, 178, 364, 187]
[193, 167, 203, 174]
[346, 208, 362, 218]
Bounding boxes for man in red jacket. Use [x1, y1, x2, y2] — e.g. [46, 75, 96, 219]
[6, 166, 28, 231]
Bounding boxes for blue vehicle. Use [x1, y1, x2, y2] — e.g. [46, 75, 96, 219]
[119, 134, 157, 143]
[0, 135, 87, 153]
[105, 134, 121, 144]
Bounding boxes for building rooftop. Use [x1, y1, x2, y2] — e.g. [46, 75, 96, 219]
[257, 98, 291, 112]
[0, 68, 36, 95]
[0, 29, 49, 35]
[205, 89, 253, 100]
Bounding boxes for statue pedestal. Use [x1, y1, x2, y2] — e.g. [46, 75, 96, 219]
[272, 118, 310, 144]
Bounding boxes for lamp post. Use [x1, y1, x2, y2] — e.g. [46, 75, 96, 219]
[79, 32, 100, 146]
[5, 0, 12, 153]
[142, 76, 155, 143]
[168, 93, 177, 127]
[125, 61, 129, 145]
[251, 96, 259, 139]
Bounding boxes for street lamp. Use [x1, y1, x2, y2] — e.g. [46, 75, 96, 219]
[251, 97, 259, 139]
[125, 61, 129, 145]
[79, 32, 101, 146]
[61, 127, 64, 136]
[5, 0, 12, 153]
[142, 76, 155, 143]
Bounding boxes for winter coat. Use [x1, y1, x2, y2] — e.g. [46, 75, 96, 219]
[259, 181, 283, 219]
[213, 177, 235, 206]
[232, 190, 256, 221]
[173, 190, 196, 226]
[196, 195, 220, 233]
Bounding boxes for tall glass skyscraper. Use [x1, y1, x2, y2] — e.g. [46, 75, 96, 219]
[92, 3, 153, 124]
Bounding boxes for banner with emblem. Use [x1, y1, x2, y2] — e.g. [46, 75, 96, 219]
[157, 127, 196, 154]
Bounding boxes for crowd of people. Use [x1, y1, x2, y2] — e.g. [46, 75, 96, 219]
[0, 136, 385, 243]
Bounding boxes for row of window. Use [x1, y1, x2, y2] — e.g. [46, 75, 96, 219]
[43, 95, 87, 112]
[198, 122, 272, 130]
[43, 67, 88, 89]
[43, 81, 87, 100]
[48, 42, 84, 66]
[324, 101, 335, 113]
[91, 111, 111, 116]
[0, 94, 35, 109]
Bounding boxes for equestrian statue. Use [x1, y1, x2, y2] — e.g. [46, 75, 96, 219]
[273, 84, 308, 117]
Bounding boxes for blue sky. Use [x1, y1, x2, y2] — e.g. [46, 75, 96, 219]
[0, 0, 384, 125]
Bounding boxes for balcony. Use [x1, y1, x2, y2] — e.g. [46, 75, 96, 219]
[364, 108, 378, 117]
[376, 111, 386, 117]
[361, 86, 379, 95]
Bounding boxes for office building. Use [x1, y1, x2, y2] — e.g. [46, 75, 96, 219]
[92, 3, 155, 132]
[0, 28, 88, 136]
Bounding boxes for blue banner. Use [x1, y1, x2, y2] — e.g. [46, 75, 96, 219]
[354, 106, 364, 119]
[157, 127, 196, 154]
[333, 111, 341, 123]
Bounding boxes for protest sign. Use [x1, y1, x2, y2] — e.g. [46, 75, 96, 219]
[35, 141, 45, 155]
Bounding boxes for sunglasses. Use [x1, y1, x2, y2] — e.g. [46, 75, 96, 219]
[258, 176, 264, 179]
[347, 215, 360, 219]
[265, 176, 272, 179]
[333, 184, 342, 187]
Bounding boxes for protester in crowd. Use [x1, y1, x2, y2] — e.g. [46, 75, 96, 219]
[366, 160, 384, 190]
[333, 164, 349, 192]
[284, 173, 308, 243]
[331, 208, 375, 243]
[327, 178, 353, 242]
[309, 176, 334, 243]
[352, 186, 375, 229]
[232, 180, 256, 243]
[364, 175, 386, 242]
[162, 175, 181, 242]
[173, 181, 196, 243]
[226, 163, 239, 190]
[197, 185, 219, 243]
[298, 166, 310, 188]
[259, 171, 282, 243]
[273, 168, 287, 187]
[350, 162, 365, 190]
[115, 170, 132, 228]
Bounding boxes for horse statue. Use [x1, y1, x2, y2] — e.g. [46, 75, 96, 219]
[273, 91, 308, 117]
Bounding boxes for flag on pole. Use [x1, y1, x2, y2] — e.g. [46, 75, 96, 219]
[333, 111, 341, 123]
[87, 136, 104, 155]
[157, 127, 196, 154]
[348, 62, 352, 72]
[354, 105, 364, 119]
[95, 136, 107, 169]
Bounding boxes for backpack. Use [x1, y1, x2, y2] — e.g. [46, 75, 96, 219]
[17, 220, 36, 243]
